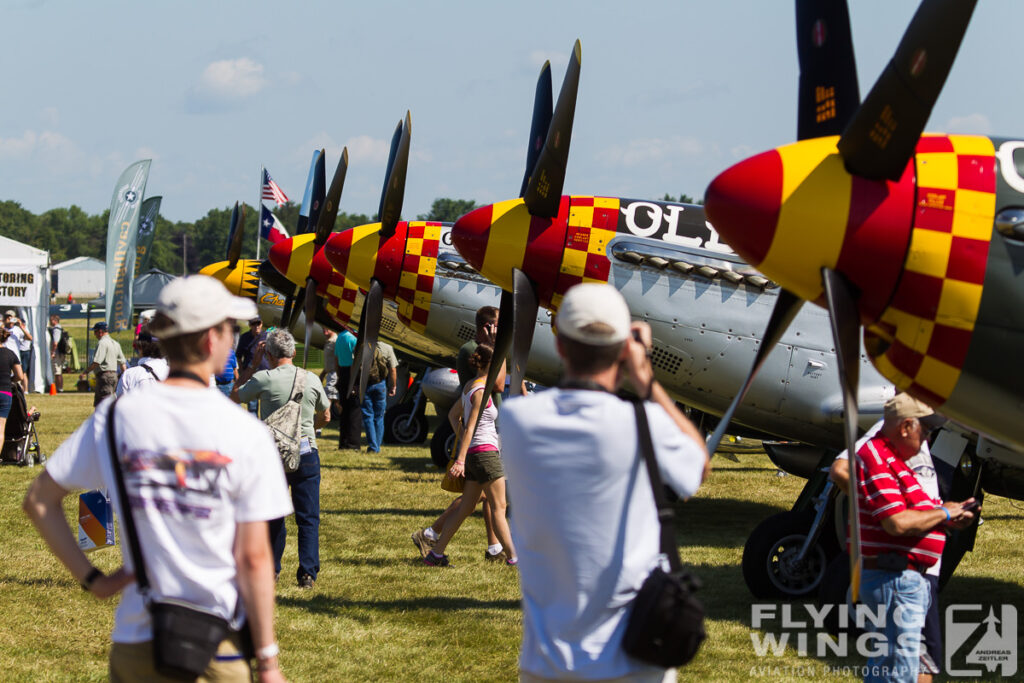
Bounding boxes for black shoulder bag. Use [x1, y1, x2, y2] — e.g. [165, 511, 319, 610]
[106, 397, 234, 679]
[621, 399, 707, 668]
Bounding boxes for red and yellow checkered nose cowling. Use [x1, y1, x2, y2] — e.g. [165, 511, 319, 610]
[703, 135, 916, 324]
[452, 196, 617, 310]
[323, 222, 442, 333]
[705, 134, 998, 406]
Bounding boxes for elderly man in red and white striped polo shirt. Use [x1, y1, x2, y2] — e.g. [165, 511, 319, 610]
[854, 393, 977, 683]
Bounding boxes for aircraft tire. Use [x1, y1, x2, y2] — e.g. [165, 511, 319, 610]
[430, 422, 455, 470]
[384, 404, 429, 444]
[742, 510, 831, 599]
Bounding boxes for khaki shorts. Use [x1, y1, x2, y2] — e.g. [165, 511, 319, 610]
[109, 634, 251, 682]
[466, 449, 504, 484]
[52, 353, 64, 376]
[94, 371, 118, 406]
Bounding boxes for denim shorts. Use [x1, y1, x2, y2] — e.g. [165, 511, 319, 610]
[0, 391, 11, 419]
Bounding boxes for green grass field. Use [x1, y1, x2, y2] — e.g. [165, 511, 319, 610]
[1, 393, 1022, 681]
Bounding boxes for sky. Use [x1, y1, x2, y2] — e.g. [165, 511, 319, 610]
[3, 1, 1021, 224]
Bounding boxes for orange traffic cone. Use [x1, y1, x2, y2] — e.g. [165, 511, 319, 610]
[48, 383, 57, 396]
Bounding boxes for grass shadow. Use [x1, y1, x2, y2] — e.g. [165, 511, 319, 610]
[675, 496, 789, 548]
[387, 455, 433, 473]
[278, 594, 520, 616]
[323, 507, 442, 518]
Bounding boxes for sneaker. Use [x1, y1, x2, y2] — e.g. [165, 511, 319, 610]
[423, 551, 451, 567]
[484, 549, 508, 563]
[297, 573, 315, 588]
[505, 558, 519, 567]
[411, 529, 436, 559]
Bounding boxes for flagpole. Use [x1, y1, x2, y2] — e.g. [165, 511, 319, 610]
[255, 164, 264, 261]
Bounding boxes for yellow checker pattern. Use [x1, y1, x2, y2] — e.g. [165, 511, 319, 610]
[395, 221, 441, 334]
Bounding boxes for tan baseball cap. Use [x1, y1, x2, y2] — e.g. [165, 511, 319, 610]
[151, 275, 258, 338]
[884, 392, 936, 424]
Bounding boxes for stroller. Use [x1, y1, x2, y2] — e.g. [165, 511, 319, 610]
[2, 384, 43, 467]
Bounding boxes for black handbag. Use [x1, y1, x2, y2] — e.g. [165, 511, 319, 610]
[106, 397, 233, 679]
[621, 400, 707, 668]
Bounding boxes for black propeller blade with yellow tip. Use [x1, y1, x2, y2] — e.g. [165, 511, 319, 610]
[301, 148, 349, 367]
[226, 201, 246, 270]
[522, 39, 581, 219]
[519, 62, 553, 197]
[377, 112, 411, 240]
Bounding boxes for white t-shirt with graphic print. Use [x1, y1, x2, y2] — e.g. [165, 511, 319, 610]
[46, 381, 293, 643]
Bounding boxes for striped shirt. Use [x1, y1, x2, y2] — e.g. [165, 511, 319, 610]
[855, 435, 945, 567]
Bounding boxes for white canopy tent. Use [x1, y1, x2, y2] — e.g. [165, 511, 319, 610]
[0, 235, 52, 393]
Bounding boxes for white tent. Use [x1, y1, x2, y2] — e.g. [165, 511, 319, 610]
[0, 235, 52, 392]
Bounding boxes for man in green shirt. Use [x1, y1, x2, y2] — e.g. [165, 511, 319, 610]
[233, 329, 330, 589]
[82, 322, 126, 407]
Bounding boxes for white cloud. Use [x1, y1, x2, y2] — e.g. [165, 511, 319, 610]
[597, 135, 704, 167]
[186, 58, 267, 113]
[198, 58, 267, 98]
[345, 135, 392, 165]
[0, 129, 78, 170]
[943, 113, 992, 135]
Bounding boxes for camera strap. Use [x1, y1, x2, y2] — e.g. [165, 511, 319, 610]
[632, 399, 683, 574]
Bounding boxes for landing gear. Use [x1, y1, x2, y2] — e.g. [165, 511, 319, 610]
[384, 403, 429, 444]
[743, 509, 836, 598]
[430, 422, 455, 470]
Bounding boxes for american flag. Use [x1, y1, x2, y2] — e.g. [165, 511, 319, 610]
[260, 204, 290, 244]
[261, 168, 289, 206]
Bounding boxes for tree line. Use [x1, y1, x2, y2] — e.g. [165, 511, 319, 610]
[0, 198, 479, 274]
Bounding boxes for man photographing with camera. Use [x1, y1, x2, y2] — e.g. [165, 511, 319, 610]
[498, 283, 709, 682]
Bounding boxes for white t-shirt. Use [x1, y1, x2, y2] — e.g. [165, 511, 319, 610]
[115, 358, 170, 396]
[46, 382, 293, 643]
[4, 325, 24, 355]
[498, 389, 707, 681]
[836, 419, 941, 576]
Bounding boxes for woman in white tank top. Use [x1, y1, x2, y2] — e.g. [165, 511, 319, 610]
[422, 344, 517, 567]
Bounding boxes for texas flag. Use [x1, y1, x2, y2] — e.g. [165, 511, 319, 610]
[260, 204, 290, 244]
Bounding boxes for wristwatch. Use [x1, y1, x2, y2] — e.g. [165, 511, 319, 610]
[81, 567, 104, 591]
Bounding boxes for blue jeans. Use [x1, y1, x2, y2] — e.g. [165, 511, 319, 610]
[859, 568, 930, 683]
[361, 381, 387, 452]
[268, 449, 320, 581]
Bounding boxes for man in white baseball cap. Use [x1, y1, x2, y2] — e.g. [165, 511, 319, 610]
[498, 283, 710, 682]
[24, 275, 291, 681]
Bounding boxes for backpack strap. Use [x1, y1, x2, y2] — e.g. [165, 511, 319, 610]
[140, 363, 158, 379]
[105, 397, 152, 598]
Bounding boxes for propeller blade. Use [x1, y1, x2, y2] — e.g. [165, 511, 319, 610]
[315, 147, 348, 248]
[509, 269, 539, 394]
[304, 149, 327, 234]
[296, 149, 322, 234]
[301, 278, 319, 367]
[795, 0, 859, 140]
[523, 39, 581, 218]
[349, 279, 384, 402]
[378, 112, 411, 239]
[519, 62, 553, 198]
[706, 290, 804, 456]
[476, 287, 515, 431]
[286, 285, 305, 332]
[226, 202, 243, 269]
[378, 119, 403, 221]
[820, 267, 863, 602]
[836, 0, 977, 180]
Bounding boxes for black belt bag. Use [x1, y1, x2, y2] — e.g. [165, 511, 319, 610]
[620, 400, 706, 668]
[106, 397, 241, 679]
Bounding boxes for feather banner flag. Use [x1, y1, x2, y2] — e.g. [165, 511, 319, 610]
[104, 160, 151, 331]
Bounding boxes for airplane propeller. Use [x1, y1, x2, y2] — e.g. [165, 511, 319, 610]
[341, 112, 412, 400]
[703, 0, 978, 602]
[299, 148, 349, 366]
[280, 150, 327, 330]
[480, 41, 581, 418]
[225, 201, 246, 270]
